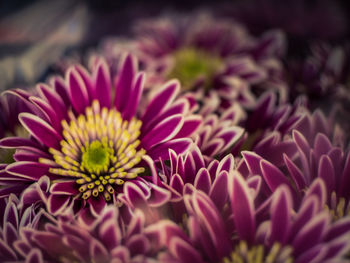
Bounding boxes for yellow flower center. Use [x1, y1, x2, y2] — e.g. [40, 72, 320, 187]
[45, 100, 146, 201]
[223, 241, 293, 263]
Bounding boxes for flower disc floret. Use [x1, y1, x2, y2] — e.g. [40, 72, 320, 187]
[47, 100, 146, 201]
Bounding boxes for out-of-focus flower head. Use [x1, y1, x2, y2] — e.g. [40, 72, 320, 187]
[0, 54, 201, 218]
[17, 206, 162, 263]
[239, 109, 350, 222]
[101, 12, 287, 109]
[0, 194, 47, 262]
[143, 172, 350, 263]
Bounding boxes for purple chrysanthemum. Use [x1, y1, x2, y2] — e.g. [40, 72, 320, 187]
[101, 13, 286, 109]
[17, 205, 168, 263]
[0, 54, 201, 216]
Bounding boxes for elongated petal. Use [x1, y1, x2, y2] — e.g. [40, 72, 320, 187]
[66, 67, 90, 114]
[19, 113, 62, 149]
[141, 80, 180, 125]
[229, 171, 255, 242]
[141, 114, 184, 150]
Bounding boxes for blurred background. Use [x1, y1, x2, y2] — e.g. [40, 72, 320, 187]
[0, 0, 349, 91]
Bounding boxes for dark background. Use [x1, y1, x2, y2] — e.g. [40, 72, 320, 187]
[0, 0, 349, 90]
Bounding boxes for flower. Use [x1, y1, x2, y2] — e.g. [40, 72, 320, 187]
[0, 54, 201, 216]
[0, 194, 46, 262]
[19, 206, 164, 263]
[102, 13, 286, 109]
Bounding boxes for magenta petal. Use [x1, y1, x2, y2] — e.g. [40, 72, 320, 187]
[0, 137, 40, 149]
[25, 248, 44, 263]
[141, 114, 184, 150]
[283, 154, 306, 191]
[147, 138, 192, 161]
[122, 72, 145, 121]
[114, 54, 137, 113]
[141, 80, 180, 125]
[292, 211, 330, 255]
[19, 113, 62, 149]
[88, 196, 107, 217]
[66, 67, 89, 114]
[47, 194, 70, 215]
[318, 155, 335, 195]
[126, 234, 149, 255]
[148, 184, 171, 207]
[229, 171, 255, 242]
[260, 159, 292, 192]
[169, 237, 204, 263]
[0, 239, 17, 260]
[242, 151, 263, 175]
[37, 84, 67, 122]
[50, 181, 78, 195]
[174, 115, 202, 138]
[270, 186, 292, 244]
[89, 239, 109, 262]
[209, 171, 228, 208]
[6, 161, 49, 180]
[93, 59, 111, 109]
[194, 168, 211, 194]
[340, 152, 350, 198]
[99, 221, 121, 250]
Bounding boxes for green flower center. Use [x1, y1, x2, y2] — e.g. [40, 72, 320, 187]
[168, 48, 223, 91]
[81, 141, 111, 174]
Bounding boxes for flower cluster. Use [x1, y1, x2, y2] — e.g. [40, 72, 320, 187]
[0, 11, 350, 263]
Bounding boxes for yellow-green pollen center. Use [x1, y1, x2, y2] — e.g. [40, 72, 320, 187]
[223, 241, 293, 263]
[44, 100, 146, 201]
[168, 48, 223, 91]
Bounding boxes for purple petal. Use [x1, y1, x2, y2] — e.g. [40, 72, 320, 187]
[50, 181, 78, 195]
[6, 161, 49, 180]
[89, 239, 109, 262]
[174, 115, 202, 139]
[229, 171, 255, 242]
[37, 84, 67, 123]
[146, 138, 192, 160]
[25, 248, 43, 263]
[283, 154, 306, 191]
[141, 114, 184, 150]
[141, 80, 179, 127]
[169, 237, 204, 263]
[209, 170, 229, 209]
[114, 54, 137, 114]
[126, 234, 150, 255]
[292, 211, 330, 255]
[270, 186, 292, 244]
[19, 113, 62, 149]
[194, 168, 211, 194]
[318, 155, 335, 195]
[93, 59, 111, 109]
[66, 67, 89, 114]
[148, 184, 171, 207]
[122, 72, 145, 121]
[88, 196, 107, 217]
[260, 159, 292, 192]
[47, 194, 70, 215]
[99, 220, 121, 250]
[242, 151, 263, 175]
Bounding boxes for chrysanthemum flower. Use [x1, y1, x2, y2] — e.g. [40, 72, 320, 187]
[0, 54, 200, 216]
[0, 194, 46, 262]
[102, 13, 286, 109]
[18, 206, 166, 263]
[151, 172, 350, 263]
